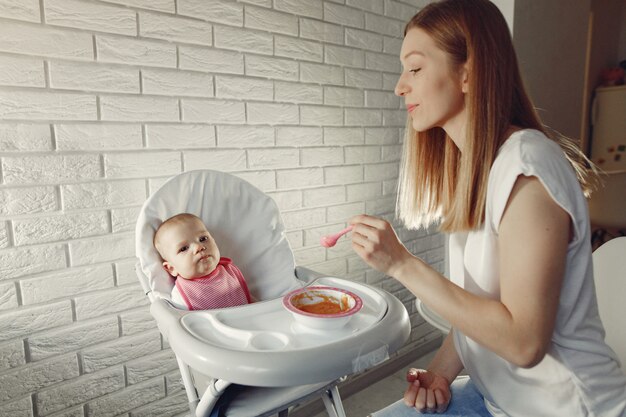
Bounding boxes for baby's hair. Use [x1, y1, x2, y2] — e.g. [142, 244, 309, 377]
[153, 213, 204, 259]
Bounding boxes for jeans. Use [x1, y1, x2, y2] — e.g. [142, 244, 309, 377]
[370, 376, 492, 417]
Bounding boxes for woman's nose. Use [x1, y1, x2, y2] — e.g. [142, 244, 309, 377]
[394, 74, 409, 97]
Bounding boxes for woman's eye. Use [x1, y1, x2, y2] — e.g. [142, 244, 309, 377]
[178, 246, 189, 253]
[199, 236, 208, 242]
[410, 68, 421, 75]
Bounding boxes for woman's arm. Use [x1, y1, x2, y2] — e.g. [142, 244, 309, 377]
[351, 175, 570, 368]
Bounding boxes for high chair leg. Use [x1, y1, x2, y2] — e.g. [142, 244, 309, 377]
[321, 386, 346, 417]
[196, 379, 231, 417]
[176, 355, 200, 413]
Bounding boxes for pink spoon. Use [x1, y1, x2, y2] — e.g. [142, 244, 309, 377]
[320, 225, 354, 248]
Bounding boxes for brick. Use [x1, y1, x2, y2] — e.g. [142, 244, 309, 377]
[275, 35, 322, 62]
[267, 190, 301, 210]
[28, 316, 119, 362]
[61, 180, 145, 210]
[99, 0, 174, 13]
[216, 125, 274, 148]
[382, 144, 402, 161]
[274, 0, 322, 19]
[300, 147, 343, 167]
[364, 161, 400, 181]
[245, 55, 298, 81]
[0, 221, 8, 248]
[299, 105, 343, 126]
[55, 123, 142, 150]
[383, 109, 407, 126]
[69, 233, 135, 266]
[0, 396, 31, 417]
[96, 35, 176, 68]
[37, 367, 125, 415]
[100, 95, 179, 122]
[0, 123, 51, 151]
[235, 170, 276, 192]
[281, 207, 326, 229]
[177, 0, 242, 26]
[346, 0, 383, 14]
[104, 151, 181, 179]
[164, 369, 184, 393]
[275, 81, 323, 104]
[276, 126, 323, 147]
[300, 62, 343, 86]
[366, 195, 397, 216]
[1, 154, 101, 185]
[0, 186, 56, 216]
[345, 145, 381, 163]
[345, 68, 382, 89]
[215, 75, 272, 101]
[345, 28, 383, 52]
[299, 18, 342, 45]
[114, 259, 138, 286]
[383, 35, 403, 54]
[45, 0, 136, 35]
[308, 258, 347, 276]
[0, 300, 73, 342]
[20, 264, 114, 305]
[384, 0, 418, 20]
[324, 2, 364, 28]
[293, 246, 325, 265]
[245, 6, 298, 36]
[248, 148, 299, 169]
[13, 211, 108, 246]
[142, 68, 213, 97]
[0, 281, 17, 310]
[0, 0, 39, 22]
[75, 284, 148, 321]
[0, 55, 45, 87]
[383, 72, 399, 90]
[0, 244, 66, 281]
[325, 45, 365, 68]
[82, 331, 161, 373]
[324, 127, 364, 145]
[88, 377, 164, 417]
[324, 165, 363, 185]
[347, 181, 382, 201]
[345, 108, 382, 126]
[327, 201, 365, 223]
[111, 206, 140, 232]
[324, 86, 364, 107]
[0, 354, 79, 404]
[139, 11, 212, 45]
[365, 90, 400, 109]
[286, 230, 303, 249]
[179, 45, 243, 74]
[366, 127, 400, 145]
[0, 20, 92, 59]
[183, 149, 246, 172]
[130, 389, 188, 417]
[214, 26, 272, 55]
[365, 51, 400, 73]
[303, 185, 346, 207]
[146, 124, 216, 149]
[181, 98, 245, 123]
[0, 90, 97, 121]
[365, 13, 404, 37]
[247, 103, 299, 125]
[277, 167, 323, 189]
[120, 308, 156, 335]
[49, 61, 139, 94]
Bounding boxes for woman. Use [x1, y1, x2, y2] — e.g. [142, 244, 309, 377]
[350, 0, 626, 416]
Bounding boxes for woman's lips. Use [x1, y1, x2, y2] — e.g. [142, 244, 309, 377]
[407, 104, 417, 113]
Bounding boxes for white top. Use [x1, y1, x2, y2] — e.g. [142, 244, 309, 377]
[450, 129, 626, 417]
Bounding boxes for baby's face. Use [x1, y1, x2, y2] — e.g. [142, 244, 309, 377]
[160, 218, 220, 279]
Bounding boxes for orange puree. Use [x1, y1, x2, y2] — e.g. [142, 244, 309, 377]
[298, 300, 342, 314]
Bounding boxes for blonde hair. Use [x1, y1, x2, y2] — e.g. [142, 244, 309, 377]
[396, 0, 597, 232]
[153, 213, 204, 259]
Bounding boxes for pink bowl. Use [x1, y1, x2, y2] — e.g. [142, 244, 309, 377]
[283, 286, 363, 330]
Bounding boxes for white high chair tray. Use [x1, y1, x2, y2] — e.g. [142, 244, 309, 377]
[152, 277, 405, 387]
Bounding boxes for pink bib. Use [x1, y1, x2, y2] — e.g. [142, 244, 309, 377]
[175, 258, 251, 310]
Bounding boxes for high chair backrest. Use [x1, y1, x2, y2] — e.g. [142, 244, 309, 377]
[593, 236, 626, 370]
[135, 170, 300, 302]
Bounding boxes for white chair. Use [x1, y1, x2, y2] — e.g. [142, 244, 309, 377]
[592, 236, 626, 369]
[588, 171, 626, 248]
[135, 169, 411, 417]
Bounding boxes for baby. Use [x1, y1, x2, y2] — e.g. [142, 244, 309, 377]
[154, 213, 252, 310]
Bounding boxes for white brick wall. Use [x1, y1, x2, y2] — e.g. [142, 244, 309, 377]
[0, 0, 444, 415]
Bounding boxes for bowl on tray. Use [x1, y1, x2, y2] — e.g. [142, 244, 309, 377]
[283, 286, 363, 330]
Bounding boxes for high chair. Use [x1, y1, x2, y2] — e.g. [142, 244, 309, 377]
[134, 170, 411, 417]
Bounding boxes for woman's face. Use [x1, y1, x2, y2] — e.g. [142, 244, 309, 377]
[395, 27, 467, 136]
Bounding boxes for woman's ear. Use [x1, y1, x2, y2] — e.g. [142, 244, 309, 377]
[460, 62, 469, 93]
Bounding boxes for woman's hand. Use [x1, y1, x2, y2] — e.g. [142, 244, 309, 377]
[404, 368, 451, 413]
[349, 214, 415, 278]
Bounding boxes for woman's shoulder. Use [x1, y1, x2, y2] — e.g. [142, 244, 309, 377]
[497, 129, 561, 162]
